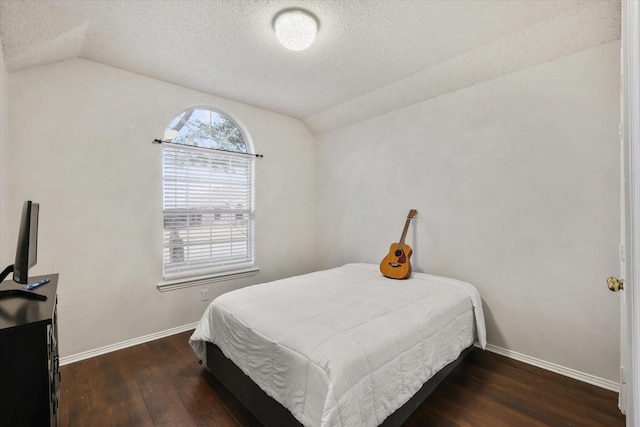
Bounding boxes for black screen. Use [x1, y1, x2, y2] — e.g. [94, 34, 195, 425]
[13, 201, 39, 284]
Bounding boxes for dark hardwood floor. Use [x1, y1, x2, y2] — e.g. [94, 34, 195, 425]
[58, 330, 625, 427]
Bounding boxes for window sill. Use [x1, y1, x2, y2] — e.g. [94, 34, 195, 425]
[157, 267, 260, 292]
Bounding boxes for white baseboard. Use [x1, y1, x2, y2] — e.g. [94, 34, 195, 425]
[483, 343, 620, 392]
[59, 322, 199, 366]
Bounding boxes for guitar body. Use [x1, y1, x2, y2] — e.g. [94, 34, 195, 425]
[379, 242, 413, 279]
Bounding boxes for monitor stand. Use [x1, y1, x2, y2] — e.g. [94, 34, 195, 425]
[0, 264, 47, 301]
[0, 264, 13, 283]
[0, 289, 47, 301]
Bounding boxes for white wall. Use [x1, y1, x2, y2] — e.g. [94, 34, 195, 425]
[315, 41, 621, 382]
[6, 59, 317, 357]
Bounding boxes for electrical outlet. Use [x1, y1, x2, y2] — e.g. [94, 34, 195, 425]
[201, 289, 209, 301]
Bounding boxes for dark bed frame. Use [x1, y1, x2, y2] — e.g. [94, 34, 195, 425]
[205, 342, 473, 427]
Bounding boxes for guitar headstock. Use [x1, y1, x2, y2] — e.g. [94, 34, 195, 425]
[407, 209, 417, 219]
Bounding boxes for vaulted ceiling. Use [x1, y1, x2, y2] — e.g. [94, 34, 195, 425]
[0, 0, 621, 133]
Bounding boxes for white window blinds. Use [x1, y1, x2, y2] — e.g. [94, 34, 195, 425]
[162, 144, 255, 279]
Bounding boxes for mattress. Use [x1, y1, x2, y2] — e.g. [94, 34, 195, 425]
[190, 263, 486, 427]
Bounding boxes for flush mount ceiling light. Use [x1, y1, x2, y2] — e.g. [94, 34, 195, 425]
[273, 9, 318, 51]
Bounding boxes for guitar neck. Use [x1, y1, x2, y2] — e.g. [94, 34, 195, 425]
[397, 217, 412, 248]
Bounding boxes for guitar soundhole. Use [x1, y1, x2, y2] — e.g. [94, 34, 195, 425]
[394, 249, 403, 257]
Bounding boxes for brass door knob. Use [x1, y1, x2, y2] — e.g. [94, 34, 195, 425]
[607, 276, 624, 292]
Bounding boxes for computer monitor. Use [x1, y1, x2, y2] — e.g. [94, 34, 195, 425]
[13, 201, 39, 284]
[0, 201, 44, 300]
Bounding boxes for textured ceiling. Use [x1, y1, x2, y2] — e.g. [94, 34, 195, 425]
[0, 0, 621, 134]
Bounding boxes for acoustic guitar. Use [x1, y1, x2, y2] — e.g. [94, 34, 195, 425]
[379, 209, 417, 279]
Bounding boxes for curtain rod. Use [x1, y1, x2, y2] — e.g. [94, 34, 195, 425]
[152, 139, 264, 158]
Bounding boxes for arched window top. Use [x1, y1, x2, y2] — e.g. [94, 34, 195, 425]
[164, 107, 248, 153]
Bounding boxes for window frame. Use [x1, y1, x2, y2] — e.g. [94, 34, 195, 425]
[157, 106, 258, 291]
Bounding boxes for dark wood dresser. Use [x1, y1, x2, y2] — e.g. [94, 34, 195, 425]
[0, 274, 60, 426]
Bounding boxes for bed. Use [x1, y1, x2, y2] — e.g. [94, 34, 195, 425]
[190, 263, 486, 427]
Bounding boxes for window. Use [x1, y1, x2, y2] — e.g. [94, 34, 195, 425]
[161, 108, 256, 285]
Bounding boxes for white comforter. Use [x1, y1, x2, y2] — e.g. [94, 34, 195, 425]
[190, 263, 486, 427]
